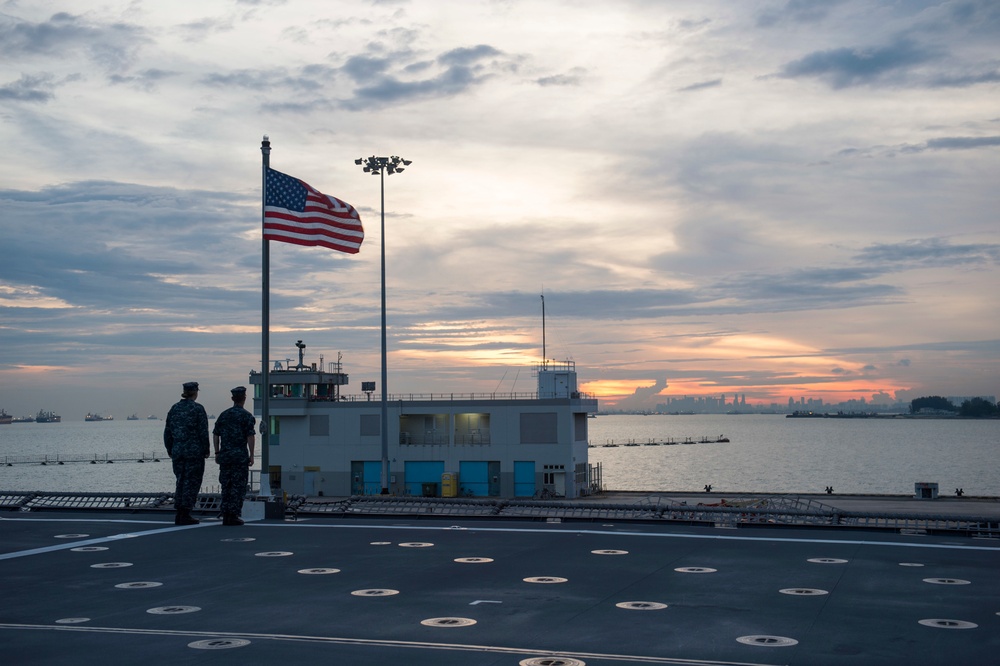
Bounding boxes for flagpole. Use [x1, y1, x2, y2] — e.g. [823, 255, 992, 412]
[259, 135, 272, 498]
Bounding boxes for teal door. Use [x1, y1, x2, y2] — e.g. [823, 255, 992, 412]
[514, 460, 535, 497]
[404, 461, 445, 496]
[459, 461, 488, 497]
[351, 460, 383, 495]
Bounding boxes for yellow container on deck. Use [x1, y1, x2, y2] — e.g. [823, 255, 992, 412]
[441, 472, 458, 498]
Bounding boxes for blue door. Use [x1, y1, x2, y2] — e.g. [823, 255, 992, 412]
[459, 461, 489, 497]
[351, 461, 383, 495]
[514, 460, 535, 497]
[404, 461, 445, 496]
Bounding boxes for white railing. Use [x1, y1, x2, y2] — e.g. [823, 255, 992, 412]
[265, 391, 595, 402]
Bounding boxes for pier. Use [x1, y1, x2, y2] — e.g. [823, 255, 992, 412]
[589, 434, 730, 447]
[2, 452, 163, 466]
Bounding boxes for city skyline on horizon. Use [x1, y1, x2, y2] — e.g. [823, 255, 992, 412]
[3, 364, 994, 423]
[1, 1, 998, 419]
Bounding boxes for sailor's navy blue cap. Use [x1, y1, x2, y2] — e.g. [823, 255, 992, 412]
[231, 386, 247, 397]
[183, 381, 200, 392]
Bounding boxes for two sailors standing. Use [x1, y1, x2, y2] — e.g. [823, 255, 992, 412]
[164, 383, 255, 526]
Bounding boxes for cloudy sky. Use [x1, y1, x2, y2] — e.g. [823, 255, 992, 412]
[1, 0, 998, 419]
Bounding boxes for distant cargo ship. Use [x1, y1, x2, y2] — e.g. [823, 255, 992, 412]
[0, 409, 11, 425]
[126, 414, 139, 421]
[36, 409, 62, 423]
[85, 413, 113, 422]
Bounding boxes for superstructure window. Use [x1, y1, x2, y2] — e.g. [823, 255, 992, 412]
[360, 414, 380, 436]
[399, 414, 448, 445]
[455, 413, 490, 445]
[520, 412, 557, 444]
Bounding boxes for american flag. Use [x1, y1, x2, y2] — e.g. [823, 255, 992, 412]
[263, 168, 364, 254]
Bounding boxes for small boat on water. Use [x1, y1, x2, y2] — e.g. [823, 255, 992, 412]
[147, 414, 158, 420]
[126, 414, 139, 421]
[36, 409, 62, 423]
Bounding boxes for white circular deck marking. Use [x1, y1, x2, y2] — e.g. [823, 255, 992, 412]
[524, 576, 568, 584]
[591, 549, 628, 555]
[71, 546, 109, 552]
[616, 601, 667, 610]
[420, 617, 476, 627]
[520, 658, 586, 666]
[55, 534, 90, 539]
[254, 551, 293, 557]
[808, 558, 848, 564]
[188, 638, 251, 649]
[899, 562, 924, 567]
[922, 577, 971, 585]
[737, 635, 799, 647]
[115, 581, 162, 589]
[351, 588, 399, 597]
[918, 619, 977, 629]
[399, 542, 434, 548]
[90, 562, 133, 569]
[455, 557, 494, 563]
[55, 618, 90, 624]
[147, 606, 201, 615]
[221, 537, 255, 542]
[297, 568, 341, 575]
[674, 567, 717, 573]
[779, 588, 829, 596]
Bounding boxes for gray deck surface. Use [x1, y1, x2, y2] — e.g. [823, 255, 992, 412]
[1, 501, 998, 665]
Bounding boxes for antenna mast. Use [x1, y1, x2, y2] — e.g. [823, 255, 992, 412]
[541, 294, 546, 367]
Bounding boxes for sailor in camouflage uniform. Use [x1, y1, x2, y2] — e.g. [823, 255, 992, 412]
[163, 381, 210, 525]
[213, 386, 256, 526]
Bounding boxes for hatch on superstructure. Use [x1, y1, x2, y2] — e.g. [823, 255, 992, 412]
[535, 360, 579, 399]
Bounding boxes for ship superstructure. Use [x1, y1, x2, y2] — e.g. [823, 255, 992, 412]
[249, 342, 598, 498]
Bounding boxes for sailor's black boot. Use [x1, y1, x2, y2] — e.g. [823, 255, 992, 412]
[175, 509, 199, 526]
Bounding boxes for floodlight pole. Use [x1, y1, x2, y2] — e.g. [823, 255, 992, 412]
[354, 156, 411, 495]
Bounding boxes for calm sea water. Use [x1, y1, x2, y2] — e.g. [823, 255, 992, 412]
[0, 420, 207, 494]
[588, 414, 999, 496]
[1, 415, 998, 496]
